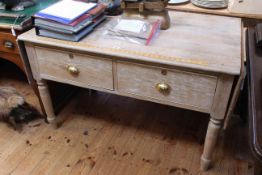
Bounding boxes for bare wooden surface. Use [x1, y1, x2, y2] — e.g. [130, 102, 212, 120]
[117, 61, 217, 112]
[200, 74, 235, 170]
[24, 42, 221, 115]
[37, 80, 56, 124]
[167, 2, 262, 19]
[35, 47, 114, 90]
[201, 118, 222, 170]
[0, 64, 253, 175]
[18, 11, 241, 75]
[228, 0, 262, 18]
[223, 26, 246, 130]
[211, 75, 234, 120]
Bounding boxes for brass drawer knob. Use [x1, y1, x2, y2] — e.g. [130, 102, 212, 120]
[4, 41, 14, 49]
[156, 83, 170, 94]
[67, 65, 79, 75]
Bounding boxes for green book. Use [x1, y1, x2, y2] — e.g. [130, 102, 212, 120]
[0, 0, 58, 30]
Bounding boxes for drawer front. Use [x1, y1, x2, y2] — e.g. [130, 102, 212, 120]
[35, 47, 113, 90]
[0, 32, 19, 54]
[117, 62, 217, 111]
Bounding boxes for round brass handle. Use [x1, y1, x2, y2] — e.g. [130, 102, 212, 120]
[67, 65, 79, 75]
[156, 83, 170, 94]
[4, 41, 14, 49]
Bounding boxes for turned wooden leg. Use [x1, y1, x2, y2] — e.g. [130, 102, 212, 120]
[37, 80, 57, 128]
[201, 118, 222, 171]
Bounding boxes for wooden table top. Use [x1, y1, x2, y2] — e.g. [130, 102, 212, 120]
[18, 11, 242, 75]
[167, 3, 262, 20]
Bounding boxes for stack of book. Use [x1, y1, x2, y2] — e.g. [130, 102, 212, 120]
[34, 0, 106, 42]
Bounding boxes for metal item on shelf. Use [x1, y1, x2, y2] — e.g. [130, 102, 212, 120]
[191, 0, 228, 9]
[168, 0, 190, 5]
[98, 0, 122, 16]
[121, 0, 170, 30]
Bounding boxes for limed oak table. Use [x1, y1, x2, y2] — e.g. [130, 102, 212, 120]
[18, 11, 242, 171]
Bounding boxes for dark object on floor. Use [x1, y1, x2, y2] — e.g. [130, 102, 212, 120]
[246, 26, 262, 173]
[0, 86, 42, 131]
[255, 23, 262, 48]
[83, 130, 88, 135]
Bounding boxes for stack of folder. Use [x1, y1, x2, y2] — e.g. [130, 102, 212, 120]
[34, 0, 106, 42]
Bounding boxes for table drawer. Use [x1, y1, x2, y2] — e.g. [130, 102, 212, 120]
[0, 32, 19, 54]
[117, 62, 217, 111]
[35, 47, 113, 90]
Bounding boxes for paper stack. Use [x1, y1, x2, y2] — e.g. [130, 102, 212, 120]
[34, 0, 106, 42]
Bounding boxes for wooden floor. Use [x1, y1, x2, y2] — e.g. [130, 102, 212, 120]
[0, 61, 254, 175]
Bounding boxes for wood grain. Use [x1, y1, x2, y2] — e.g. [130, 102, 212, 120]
[228, 0, 262, 18]
[35, 47, 114, 91]
[211, 74, 234, 120]
[24, 44, 41, 81]
[0, 30, 25, 73]
[37, 80, 56, 124]
[18, 11, 242, 75]
[0, 31, 19, 54]
[167, 2, 262, 19]
[0, 69, 252, 175]
[117, 62, 217, 112]
[201, 118, 222, 170]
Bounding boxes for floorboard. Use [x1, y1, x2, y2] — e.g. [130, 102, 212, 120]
[0, 61, 254, 175]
